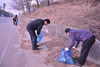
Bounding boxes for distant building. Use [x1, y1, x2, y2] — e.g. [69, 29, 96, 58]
[0, 9, 13, 17]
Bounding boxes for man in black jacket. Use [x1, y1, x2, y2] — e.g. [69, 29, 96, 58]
[26, 19, 50, 50]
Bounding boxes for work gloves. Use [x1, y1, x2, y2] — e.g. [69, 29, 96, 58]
[65, 47, 69, 51]
[72, 46, 76, 50]
[65, 46, 76, 51]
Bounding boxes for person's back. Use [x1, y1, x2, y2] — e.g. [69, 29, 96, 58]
[65, 28, 95, 66]
[13, 15, 17, 20]
[27, 19, 44, 30]
[69, 29, 94, 42]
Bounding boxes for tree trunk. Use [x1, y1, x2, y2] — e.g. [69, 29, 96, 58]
[36, 0, 39, 7]
[47, 0, 50, 6]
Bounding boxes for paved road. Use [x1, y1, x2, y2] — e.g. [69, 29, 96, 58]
[0, 17, 53, 67]
[0, 17, 25, 67]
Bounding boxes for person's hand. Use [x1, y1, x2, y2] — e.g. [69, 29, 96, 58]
[65, 47, 69, 51]
[37, 35, 39, 38]
[72, 46, 76, 50]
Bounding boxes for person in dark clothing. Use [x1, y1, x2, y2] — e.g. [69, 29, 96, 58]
[26, 19, 50, 50]
[13, 15, 18, 26]
[65, 28, 95, 66]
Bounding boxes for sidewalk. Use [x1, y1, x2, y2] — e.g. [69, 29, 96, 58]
[18, 16, 100, 67]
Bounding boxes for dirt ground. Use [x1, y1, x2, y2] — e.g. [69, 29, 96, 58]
[23, 1, 100, 40]
[18, 17, 99, 67]
[18, 1, 100, 67]
[41, 33, 100, 67]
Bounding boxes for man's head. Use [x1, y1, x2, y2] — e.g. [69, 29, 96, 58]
[65, 28, 71, 36]
[44, 19, 50, 25]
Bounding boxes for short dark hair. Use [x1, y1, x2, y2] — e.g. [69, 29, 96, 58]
[44, 19, 50, 24]
[65, 28, 71, 33]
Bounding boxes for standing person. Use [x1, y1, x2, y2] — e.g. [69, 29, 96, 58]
[65, 28, 95, 66]
[13, 15, 18, 26]
[26, 19, 50, 50]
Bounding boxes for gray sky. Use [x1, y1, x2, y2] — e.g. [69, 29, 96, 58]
[0, 0, 37, 15]
[0, 0, 8, 6]
[0, 0, 20, 15]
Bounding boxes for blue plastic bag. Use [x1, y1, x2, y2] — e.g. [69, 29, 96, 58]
[37, 31, 45, 43]
[58, 48, 75, 65]
[30, 6, 34, 11]
[16, 19, 19, 23]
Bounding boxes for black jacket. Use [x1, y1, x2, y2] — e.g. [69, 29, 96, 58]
[27, 19, 44, 35]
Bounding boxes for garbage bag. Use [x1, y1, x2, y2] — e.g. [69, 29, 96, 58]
[16, 19, 19, 23]
[37, 31, 45, 43]
[58, 48, 75, 65]
[30, 6, 34, 11]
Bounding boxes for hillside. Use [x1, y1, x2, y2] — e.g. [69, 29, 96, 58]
[20, 1, 100, 40]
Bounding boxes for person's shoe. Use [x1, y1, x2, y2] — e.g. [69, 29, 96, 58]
[33, 48, 40, 50]
[37, 45, 40, 47]
[76, 63, 83, 66]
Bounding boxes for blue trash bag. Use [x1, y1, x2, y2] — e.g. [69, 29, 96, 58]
[30, 6, 34, 11]
[37, 31, 45, 43]
[58, 48, 75, 65]
[16, 19, 19, 23]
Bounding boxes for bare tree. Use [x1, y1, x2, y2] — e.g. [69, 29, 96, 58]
[47, 0, 50, 6]
[34, 0, 55, 7]
[10, 0, 31, 11]
[3, 3, 6, 10]
[24, 0, 32, 11]
[36, 0, 39, 7]
[10, 0, 24, 10]
[39, 0, 50, 6]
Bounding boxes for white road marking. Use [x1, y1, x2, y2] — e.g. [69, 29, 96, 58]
[0, 25, 13, 65]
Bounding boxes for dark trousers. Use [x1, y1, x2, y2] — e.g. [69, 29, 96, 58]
[26, 25, 37, 49]
[13, 19, 17, 25]
[78, 35, 95, 65]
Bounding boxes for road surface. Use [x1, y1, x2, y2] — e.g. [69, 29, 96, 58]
[0, 17, 53, 67]
[0, 17, 25, 67]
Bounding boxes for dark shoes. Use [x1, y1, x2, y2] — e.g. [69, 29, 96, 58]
[37, 45, 40, 47]
[33, 48, 40, 50]
[33, 45, 40, 50]
[76, 63, 83, 66]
